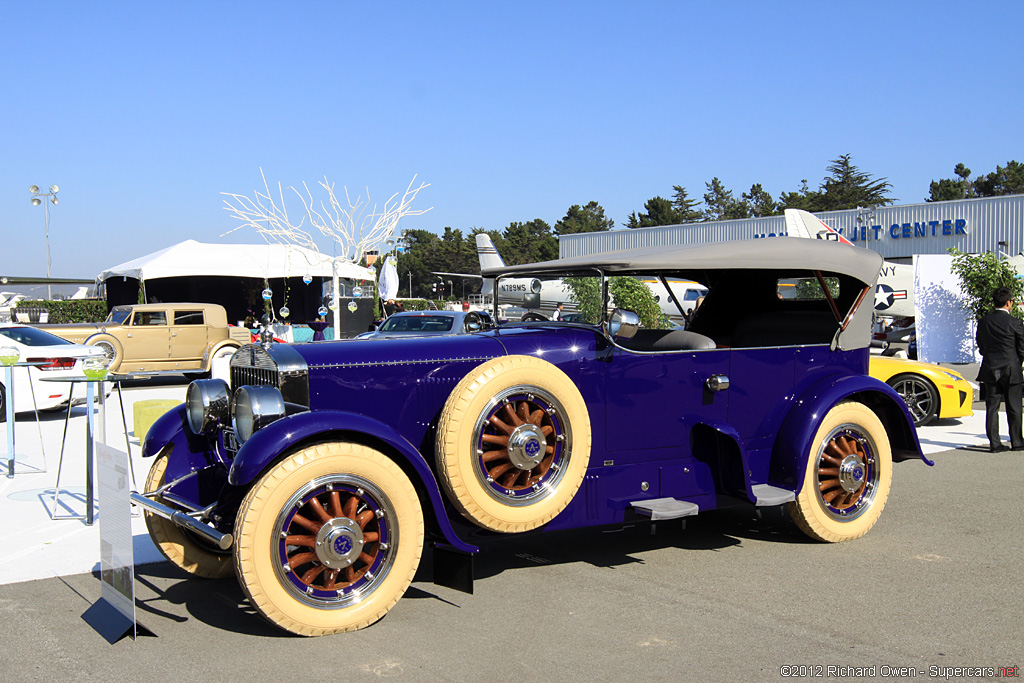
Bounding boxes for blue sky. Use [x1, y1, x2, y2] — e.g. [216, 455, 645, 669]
[2, 1, 1021, 281]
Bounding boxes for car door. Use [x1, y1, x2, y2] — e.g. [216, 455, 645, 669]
[604, 346, 730, 455]
[123, 310, 170, 363]
[169, 309, 209, 366]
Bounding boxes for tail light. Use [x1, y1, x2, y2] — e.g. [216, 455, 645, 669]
[27, 357, 76, 371]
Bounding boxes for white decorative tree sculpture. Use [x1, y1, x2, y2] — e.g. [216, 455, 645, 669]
[222, 170, 431, 338]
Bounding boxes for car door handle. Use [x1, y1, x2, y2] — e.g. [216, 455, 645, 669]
[706, 375, 730, 392]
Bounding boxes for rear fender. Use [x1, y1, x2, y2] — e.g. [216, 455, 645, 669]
[770, 374, 930, 493]
[227, 410, 478, 554]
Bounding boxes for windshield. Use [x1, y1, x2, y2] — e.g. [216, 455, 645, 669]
[379, 315, 455, 332]
[107, 308, 131, 324]
[0, 326, 73, 346]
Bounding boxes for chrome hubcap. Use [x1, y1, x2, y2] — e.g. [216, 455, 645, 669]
[507, 423, 547, 471]
[838, 454, 866, 493]
[315, 517, 365, 570]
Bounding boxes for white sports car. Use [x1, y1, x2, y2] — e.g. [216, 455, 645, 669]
[0, 324, 107, 420]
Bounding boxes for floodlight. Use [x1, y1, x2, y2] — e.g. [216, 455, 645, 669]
[31, 197, 42, 206]
[51, 197, 58, 205]
[49, 185, 59, 193]
[29, 185, 39, 194]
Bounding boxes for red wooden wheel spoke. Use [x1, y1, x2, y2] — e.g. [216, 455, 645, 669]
[818, 466, 840, 476]
[343, 496, 358, 520]
[517, 401, 531, 423]
[504, 403, 524, 426]
[545, 444, 555, 455]
[482, 433, 509, 446]
[355, 509, 375, 529]
[301, 565, 325, 584]
[358, 551, 375, 566]
[541, 424, 553, 436]
[329, 490, 343, 518]
[343, 566, 357, 584]
[290, 513, 321, 534]
[482, 448, 509, 464]
[489, 462, 515, 479]
[288, 551, 318, 569]
[323, 568, 339, 589]
[363, 531, 379, 543]
[308, 497, 333, 524]
[285, 534, 316, 547]
[528, 408, 545, 425]
[489, 415, 514, 435]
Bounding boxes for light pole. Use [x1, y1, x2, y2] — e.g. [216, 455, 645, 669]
[30, 184, 59, 300]
[407, 271, 412, 298]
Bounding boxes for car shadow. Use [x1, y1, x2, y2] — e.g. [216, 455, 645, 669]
[120, 503, 812, 636]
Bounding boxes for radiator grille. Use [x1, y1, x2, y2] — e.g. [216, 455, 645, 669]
[231, 364, 279, 389]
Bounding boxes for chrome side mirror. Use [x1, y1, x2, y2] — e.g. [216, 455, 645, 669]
[605, 308, 639, 340]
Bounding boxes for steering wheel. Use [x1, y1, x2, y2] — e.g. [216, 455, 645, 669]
[520, 311, 548, 322]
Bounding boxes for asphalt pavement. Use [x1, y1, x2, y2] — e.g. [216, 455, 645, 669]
[0, 423, 1020, 682]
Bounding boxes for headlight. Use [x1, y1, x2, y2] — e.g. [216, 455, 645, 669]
[941, 370, 963, 381]
[186, 379, 231, 434]
[232, 385, 286, 443]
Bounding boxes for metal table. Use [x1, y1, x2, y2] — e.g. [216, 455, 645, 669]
[41, 374, 139, 525]
[2, 361, 48, 478]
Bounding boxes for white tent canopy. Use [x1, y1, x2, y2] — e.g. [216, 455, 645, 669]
[97, 240, 376, 283]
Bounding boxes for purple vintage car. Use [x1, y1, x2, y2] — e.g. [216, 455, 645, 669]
[136, 237, 928, 636]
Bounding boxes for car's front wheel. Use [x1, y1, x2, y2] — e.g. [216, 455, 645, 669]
[788, 401, 892, 542]
[887, 373, 938, 427]
[233, 442, 424, 636]
[143, 455, 234, 578]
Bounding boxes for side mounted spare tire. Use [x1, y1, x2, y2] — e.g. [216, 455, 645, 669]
[85, 334, 124, 372]
[436, 355, 591, 533]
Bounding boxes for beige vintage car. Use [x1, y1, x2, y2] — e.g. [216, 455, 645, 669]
[41, 302, 250, 374]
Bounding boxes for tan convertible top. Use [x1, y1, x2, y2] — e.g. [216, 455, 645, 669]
[484, 237, 882, 285]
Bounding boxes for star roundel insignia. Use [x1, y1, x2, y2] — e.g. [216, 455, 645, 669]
[874, 283, 908, 310]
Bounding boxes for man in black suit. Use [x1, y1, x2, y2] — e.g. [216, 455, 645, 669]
[975, 286, 1024, 452]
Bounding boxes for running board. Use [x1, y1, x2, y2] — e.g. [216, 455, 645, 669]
[751, 484, 795, 506]
[630, 498, 699, 521]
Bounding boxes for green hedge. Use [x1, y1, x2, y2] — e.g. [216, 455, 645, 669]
[394, 298, 446, 311]
[16, 299, 108, 323]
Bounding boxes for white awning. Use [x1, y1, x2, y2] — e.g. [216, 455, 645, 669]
[97, 240, 375, 283]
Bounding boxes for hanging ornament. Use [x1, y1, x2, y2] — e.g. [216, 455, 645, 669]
[347, 300, 358, 313]
[352, 286, 363, 297]
[329, 297, 339, 311]
[261, 288, 273, 301]
[317, 305, 328, 317]
[302, 274, 312, 285]
[278, 306, 290, 319]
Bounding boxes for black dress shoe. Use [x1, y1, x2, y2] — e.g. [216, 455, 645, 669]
[1012, 445, 1024, 451]
[990, 444, 1009, 452]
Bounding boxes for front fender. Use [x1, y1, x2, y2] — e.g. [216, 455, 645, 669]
[139, 405, 230, 503]
[770, 374, 931, 493]
[227, 410, 478, 554]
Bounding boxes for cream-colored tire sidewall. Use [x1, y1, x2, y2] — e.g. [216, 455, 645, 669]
[788, 401, 892, 543]
[233, 442, 424, 636]
[143, 455, 234, 578]
[436, 355, 591, 533]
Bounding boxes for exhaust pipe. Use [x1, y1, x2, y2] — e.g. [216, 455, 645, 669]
[130, 492, 233, 550]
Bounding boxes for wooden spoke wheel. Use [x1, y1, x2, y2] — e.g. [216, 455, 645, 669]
[437, 355, 590, 533]
[788, 402, 892, 543]
[234, 442, 423, 636]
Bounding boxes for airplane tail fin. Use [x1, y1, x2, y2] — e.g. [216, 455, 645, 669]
[476, 233, 505, 297]
[784, 209, 854, 246]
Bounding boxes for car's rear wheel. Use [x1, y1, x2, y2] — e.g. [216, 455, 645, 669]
[887, 373, 938, 427]
[143, 455, 234, 578]
[234, 442, 424, 636]
[436, 355, 591, 533]
[788, 401, 892, 543]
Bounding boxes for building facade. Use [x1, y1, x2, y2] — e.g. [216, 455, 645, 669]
[558, 195, 1024, 264]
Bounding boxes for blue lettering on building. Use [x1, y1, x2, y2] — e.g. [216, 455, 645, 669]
[886, 217, 968, 239]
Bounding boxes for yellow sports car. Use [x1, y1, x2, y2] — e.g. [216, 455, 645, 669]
[869, 356, 974, 427]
